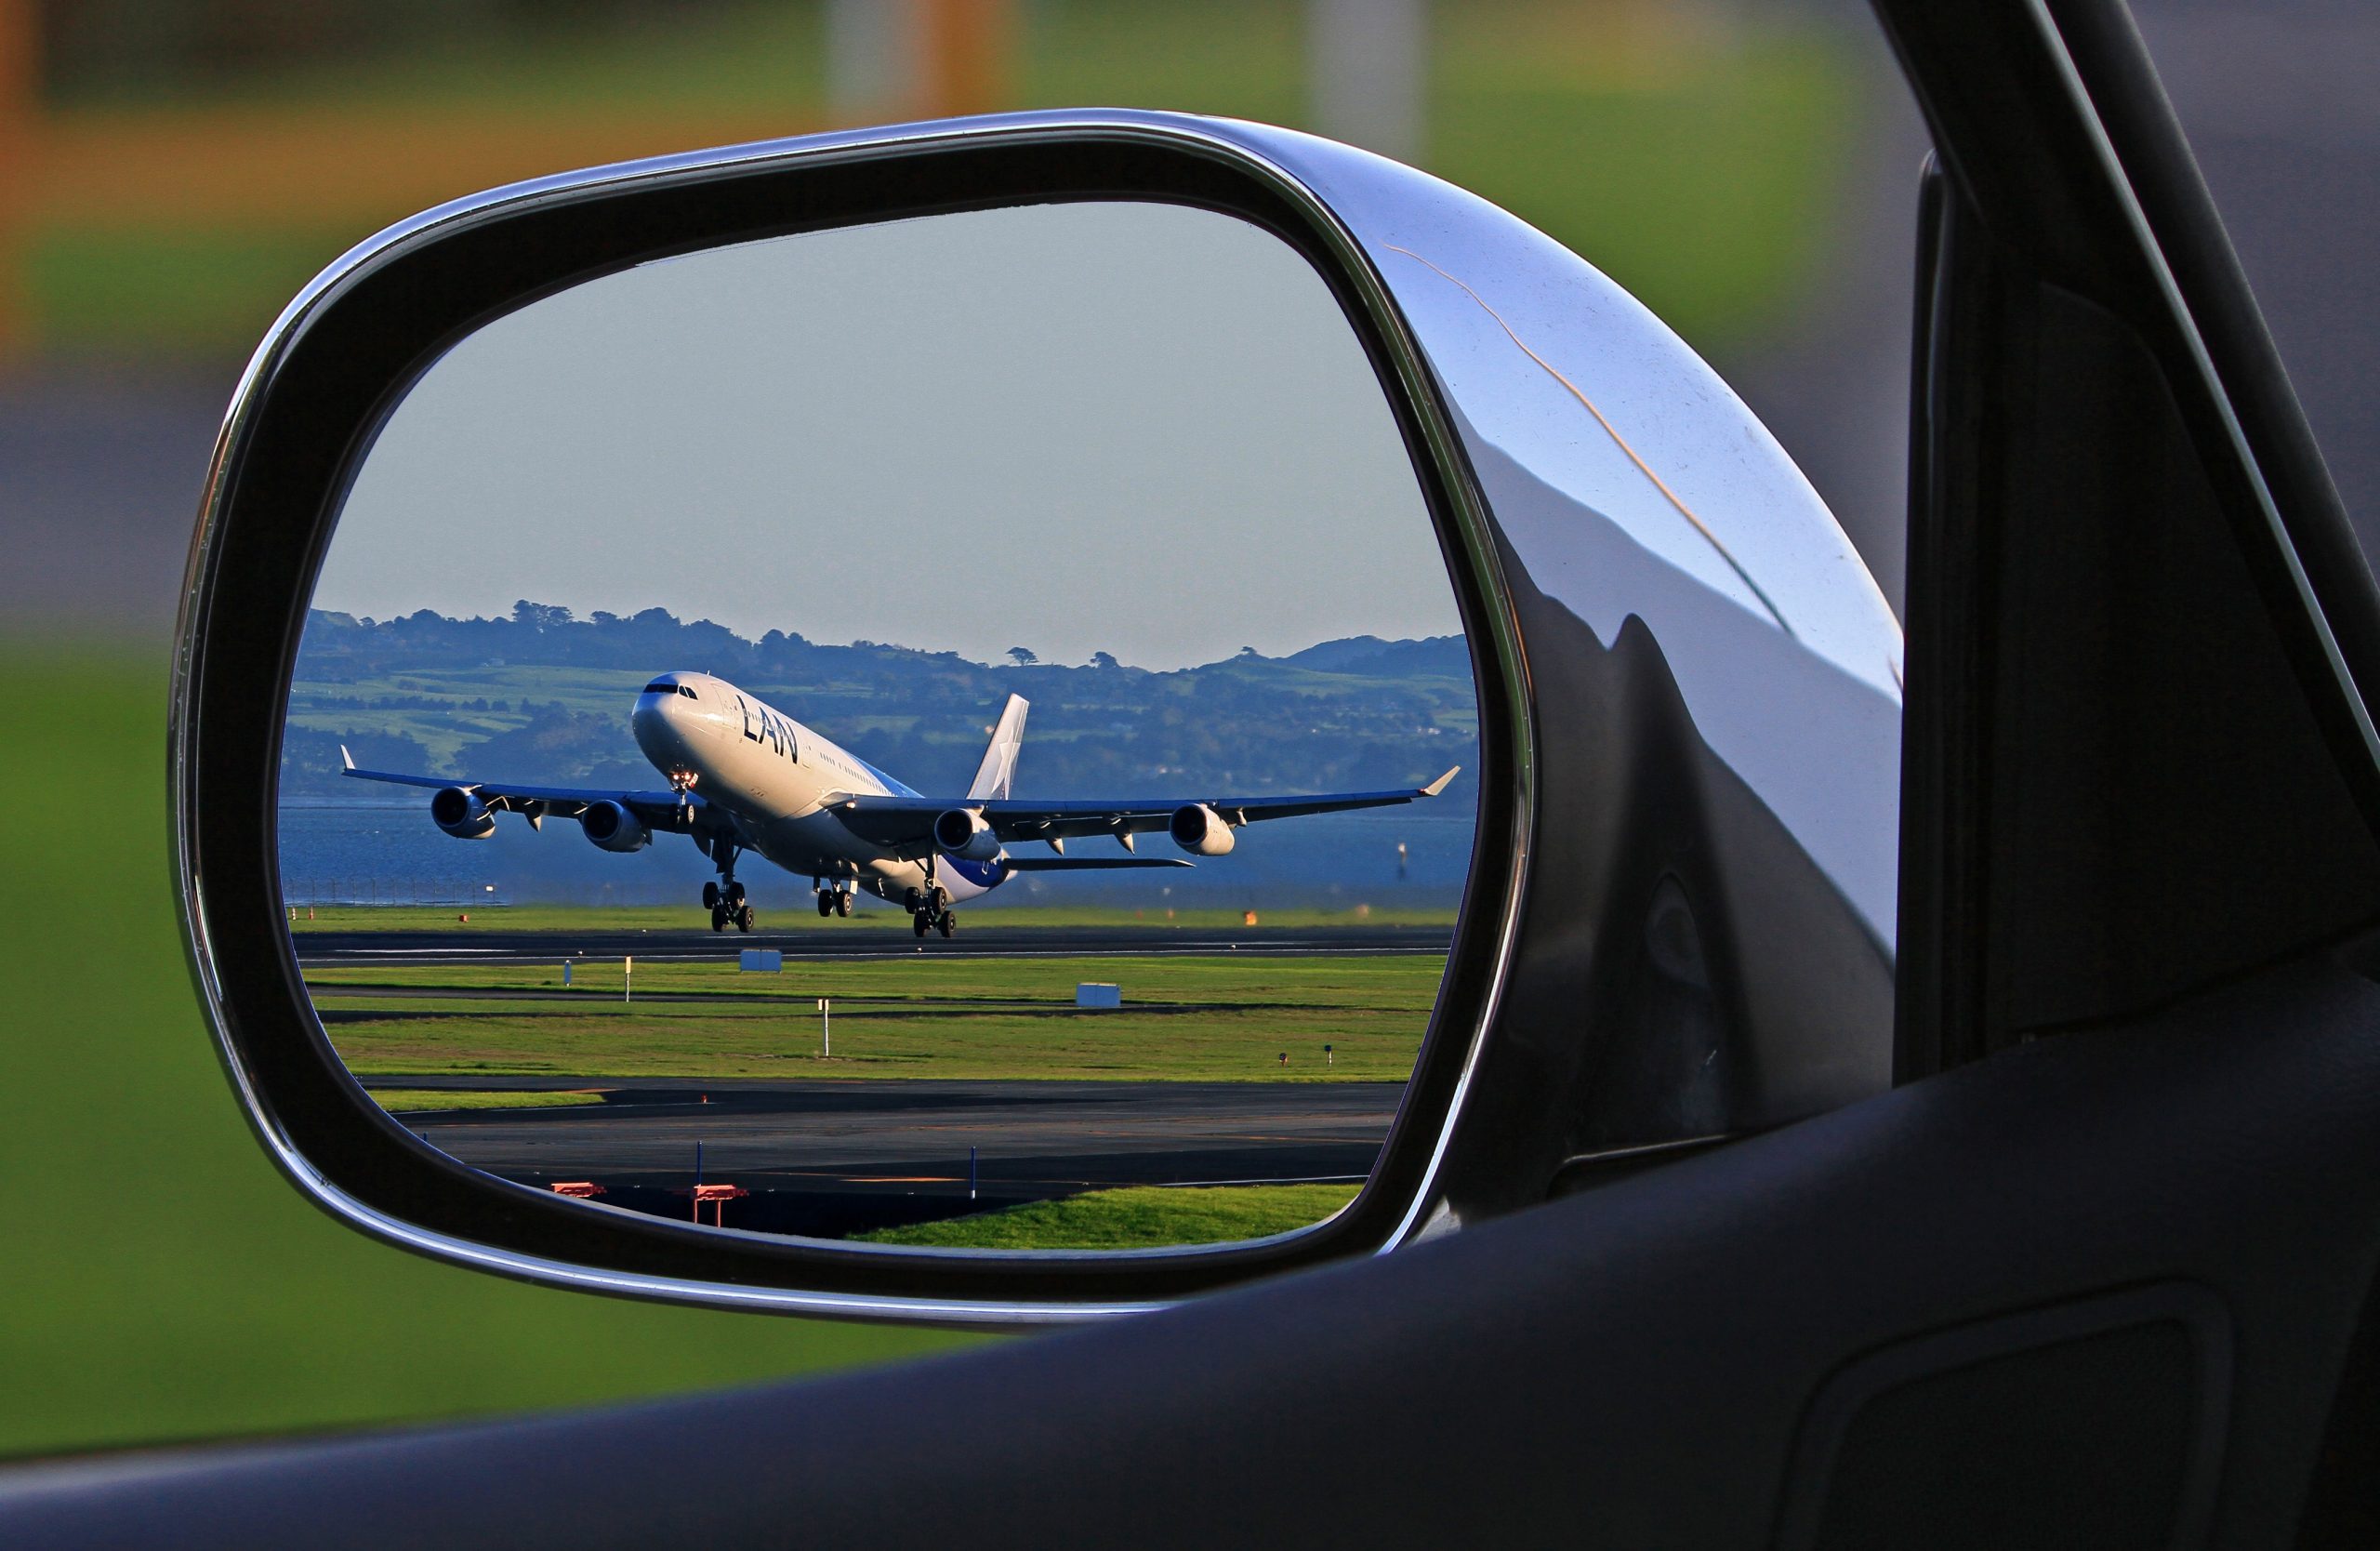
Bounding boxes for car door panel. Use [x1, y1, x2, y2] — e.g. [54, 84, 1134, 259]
[7, 953, 2377, 1548]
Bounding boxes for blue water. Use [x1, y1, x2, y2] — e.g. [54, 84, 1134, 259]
[276, 802, 1477, 911]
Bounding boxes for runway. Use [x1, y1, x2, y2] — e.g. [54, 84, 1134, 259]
[375, 1075, 1401, 1238]
[299, 922, 1449, 968]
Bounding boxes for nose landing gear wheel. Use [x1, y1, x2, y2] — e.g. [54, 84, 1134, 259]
[816, 891, 834, 919]
[835, 890, 852, 918]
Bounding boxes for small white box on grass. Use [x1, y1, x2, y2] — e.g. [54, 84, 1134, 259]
[740, 949, 783, 973]
[1076, 983, 1121, 1009]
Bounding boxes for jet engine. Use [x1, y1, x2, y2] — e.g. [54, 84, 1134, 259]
[1169, 803, 1236, 855]
[429, 787, 496, 840]
[933, 807, 1003, 861]
[580, 800, 652, 853]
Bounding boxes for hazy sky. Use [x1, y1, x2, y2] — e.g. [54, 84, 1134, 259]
[316, 200, 1460, 669]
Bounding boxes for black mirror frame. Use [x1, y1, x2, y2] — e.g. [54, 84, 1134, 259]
[172, 118, 1535, 1320]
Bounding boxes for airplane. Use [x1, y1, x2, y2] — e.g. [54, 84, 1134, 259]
[339, 671, 1460, 939]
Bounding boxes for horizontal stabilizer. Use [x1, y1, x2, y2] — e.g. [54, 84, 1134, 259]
[999, 856, 1193, 871]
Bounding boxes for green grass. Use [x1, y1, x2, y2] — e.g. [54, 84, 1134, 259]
[287, 902, 1459, 933]
[34, 2, 1857, 356]
[28, 225, 368, 358]
[57, 1, 829, 116]
[854, 1184, 1362, 1250]
[0, 641, 978, 1461]
[303, 954, 1439, 1081]
[368, 1088, 607, 1113]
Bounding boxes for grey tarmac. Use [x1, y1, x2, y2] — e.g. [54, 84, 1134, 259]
[373, 1076, 1402, 1235]
[298, 922, 1451, 968]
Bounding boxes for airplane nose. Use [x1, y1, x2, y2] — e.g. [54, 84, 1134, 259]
[633, 685, 725, 762]
[631, 691, 688, 760]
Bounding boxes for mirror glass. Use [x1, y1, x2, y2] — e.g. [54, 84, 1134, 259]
[280, 201, 1478, 1250]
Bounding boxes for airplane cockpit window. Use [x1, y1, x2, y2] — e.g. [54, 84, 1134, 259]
[278, 200, 1479, 1253]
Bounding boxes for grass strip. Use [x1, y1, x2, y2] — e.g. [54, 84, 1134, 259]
[304, 953, 1439, 1081]
[853, 1183, 1362, 1250]
[368, 1089, 607, 1113]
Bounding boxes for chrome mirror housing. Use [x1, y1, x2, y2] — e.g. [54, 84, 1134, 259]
[176, 109, 1899, 1321]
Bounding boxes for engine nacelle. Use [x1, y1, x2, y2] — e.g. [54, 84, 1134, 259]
[1170, 803, 1236, 856]
[933, 807, 1003, 861]
[580, 800, 652, 853]
[429, 787, 496, 840]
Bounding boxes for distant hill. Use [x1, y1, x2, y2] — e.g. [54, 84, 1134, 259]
[1281, 635, 1472, 678]
[284, 604, 1478, 805]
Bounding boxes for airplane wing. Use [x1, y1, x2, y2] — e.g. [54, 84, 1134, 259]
[824, 767, 1460, 857]
[338, 747, 702, 833]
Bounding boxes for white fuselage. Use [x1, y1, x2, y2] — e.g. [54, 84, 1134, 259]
[628, 671, 1000, 903]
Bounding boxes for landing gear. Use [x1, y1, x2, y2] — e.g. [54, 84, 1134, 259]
[699, 831, 749, 929]
[706, 879, 749, 931]
[817, 890, 835, 919]
[906, 882, 954, 940]
[835, 890, 852, 918]
[815, 881, 857, 919]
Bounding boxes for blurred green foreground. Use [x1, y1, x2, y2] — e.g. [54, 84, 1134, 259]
[0, 644, 975, 1460]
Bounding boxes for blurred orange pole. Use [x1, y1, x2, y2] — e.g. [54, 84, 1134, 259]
[0, 0, 33, 361]
[919, 0, 1012, 120]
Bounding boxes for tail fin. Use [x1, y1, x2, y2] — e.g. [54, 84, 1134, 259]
[967, 695, 1029, 800]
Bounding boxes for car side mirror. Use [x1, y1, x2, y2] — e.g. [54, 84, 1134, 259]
[177, 110, 1901, 1322]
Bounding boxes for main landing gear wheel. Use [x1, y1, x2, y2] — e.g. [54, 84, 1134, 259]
[725, 880, 747, 904]
[709, 904, 728, 932]
[912, 910, 931, 938]
[735, 903, 755, 932]
[702, 882, 721, 909]
[936, 911, 956, 938]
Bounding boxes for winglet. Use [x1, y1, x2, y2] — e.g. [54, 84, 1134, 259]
[340, 744, 355, 773]
[1421, 766, 1460, 798]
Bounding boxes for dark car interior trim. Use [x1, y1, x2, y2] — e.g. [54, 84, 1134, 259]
[1888, 0, 2380, 1080]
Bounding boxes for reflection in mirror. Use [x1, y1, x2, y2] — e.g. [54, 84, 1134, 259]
[280, 202, 1478, 1250]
